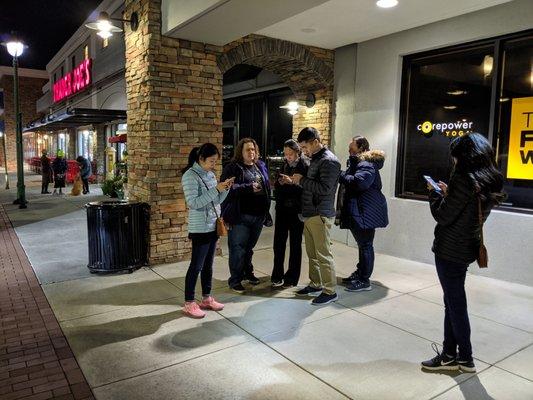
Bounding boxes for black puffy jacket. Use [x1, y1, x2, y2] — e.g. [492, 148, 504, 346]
[300, 147, 341, 218]
[274, 158, 309, 212]
[430, 172, 493, 264]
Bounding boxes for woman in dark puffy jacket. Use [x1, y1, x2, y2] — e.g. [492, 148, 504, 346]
[337, 136, 388, 292]
[421, 133, 505, 374]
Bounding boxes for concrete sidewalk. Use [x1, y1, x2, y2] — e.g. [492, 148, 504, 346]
[1, 178, 532, 399]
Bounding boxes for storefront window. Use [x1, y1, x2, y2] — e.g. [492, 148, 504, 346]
[398, 30, 533, 212]
[496, 37, 533, 210]
[78, 129, 95, 160]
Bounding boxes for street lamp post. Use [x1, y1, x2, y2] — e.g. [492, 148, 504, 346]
[3, 37, 27, 208]
[0, 130, 9, 189]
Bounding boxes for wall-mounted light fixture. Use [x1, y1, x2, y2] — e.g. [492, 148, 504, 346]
[443, 105, 457, 110]
[85, 11, 139, 39]
[280, 93, 316, 116]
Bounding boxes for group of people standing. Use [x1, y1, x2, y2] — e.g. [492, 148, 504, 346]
[181, 125, 505, 375]
[40, 150, 92, 195]
[180, 126, 389, 313]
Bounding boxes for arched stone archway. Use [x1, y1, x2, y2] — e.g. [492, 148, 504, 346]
[124, 0, 335, 263]
[219, 35, 334, 144]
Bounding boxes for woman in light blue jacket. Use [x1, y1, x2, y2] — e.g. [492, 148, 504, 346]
[181, 143, 234, 318]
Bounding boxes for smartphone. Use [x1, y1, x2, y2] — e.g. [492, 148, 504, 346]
[423, 175, 441, 192]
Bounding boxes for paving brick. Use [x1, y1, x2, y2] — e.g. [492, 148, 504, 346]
[0, 206, 94, 399]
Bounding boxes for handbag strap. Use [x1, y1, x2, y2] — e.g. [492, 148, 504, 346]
[478, 196, 484, 245]
[190, 169, 220, 218]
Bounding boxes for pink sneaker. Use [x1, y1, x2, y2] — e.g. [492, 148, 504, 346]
[182, 301, 206, 319]
[199, 296, 224, 311]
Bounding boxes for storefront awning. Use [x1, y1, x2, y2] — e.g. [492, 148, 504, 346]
[109, 134, 127, 143]
[23, 108, 126, 132]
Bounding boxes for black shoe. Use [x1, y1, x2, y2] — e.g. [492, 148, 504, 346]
[230, 283, 246, 294]
[311, 292, 338, 306]
[271, 280, 283, 287]
[282, 281, 297, 288]
[344, 280, 372, 292]
[342, 271, 359, 283]
[457, 359, 476, 373]
[296, 286, 322, 296]
[245, 273, 260, 285]
[421, 344, 458, 371]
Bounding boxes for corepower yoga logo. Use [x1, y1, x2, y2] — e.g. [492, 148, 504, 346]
[417, 120, 474, 138]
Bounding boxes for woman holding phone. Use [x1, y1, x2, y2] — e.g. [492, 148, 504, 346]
[181, 144, 234, 318]
[421, 133, 505, 372]
[221, 138, 271, 293]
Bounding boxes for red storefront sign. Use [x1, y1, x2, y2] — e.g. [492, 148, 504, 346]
[53, 59, 92, 103]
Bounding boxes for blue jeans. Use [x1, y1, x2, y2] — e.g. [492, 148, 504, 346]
[184, 234, 218, 301]
[435, 256, 472, 361]
[228, 214, 264, 287]
[349, 221, 375, 283]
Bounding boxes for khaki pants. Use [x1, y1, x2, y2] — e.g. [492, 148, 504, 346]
[304, 215, 336, 295]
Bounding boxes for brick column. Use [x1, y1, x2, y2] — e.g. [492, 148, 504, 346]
[94, 124, 106, 181]
[292, 88, 334, 146]
[125, 0, 223, 264]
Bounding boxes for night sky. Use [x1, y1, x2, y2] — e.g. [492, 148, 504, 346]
[0, 0, 103, 70]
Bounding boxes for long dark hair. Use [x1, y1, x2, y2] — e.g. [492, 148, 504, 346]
[450, 133, 505, 204]
[232, 138, 260, 163]
[181, 143, 220, 174]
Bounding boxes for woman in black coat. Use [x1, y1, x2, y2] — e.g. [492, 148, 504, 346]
[421, 133, 505, 373]
[271, 139, 309, 288]
[337, 136, 388, 292]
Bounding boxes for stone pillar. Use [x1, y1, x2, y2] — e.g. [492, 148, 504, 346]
[94, 124, 106, 181]
[67, 128, 77, 159]
[125, 0, 223, 264]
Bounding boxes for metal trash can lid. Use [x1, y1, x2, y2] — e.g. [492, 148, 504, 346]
[85, 201, 142, 208]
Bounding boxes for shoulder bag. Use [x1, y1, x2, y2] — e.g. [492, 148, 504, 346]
[477, 197, 488, 268]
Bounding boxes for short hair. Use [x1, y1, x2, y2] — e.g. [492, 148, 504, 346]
[352, 136, 370, 152]
[297, 127, 321, 143]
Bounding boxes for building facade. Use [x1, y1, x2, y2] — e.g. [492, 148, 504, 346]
[0, 67, 47, 172]
[25, 0, 128, 180]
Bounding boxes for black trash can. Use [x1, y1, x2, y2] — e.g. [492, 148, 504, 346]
[86, 201, 150, 274]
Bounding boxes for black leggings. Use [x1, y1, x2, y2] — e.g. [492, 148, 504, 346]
[184, 233, 218, 301]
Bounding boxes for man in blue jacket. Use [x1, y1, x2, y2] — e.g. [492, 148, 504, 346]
[287, 127, 341, 305]
[76, 156, 92, 194]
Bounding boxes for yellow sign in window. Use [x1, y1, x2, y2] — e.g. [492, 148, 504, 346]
[507, 97, 533, 180]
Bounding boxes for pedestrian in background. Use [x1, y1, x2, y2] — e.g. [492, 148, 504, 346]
[52, 150, 67, 196]
[40, 150, 52, 194]
[76, 155, 92, 194]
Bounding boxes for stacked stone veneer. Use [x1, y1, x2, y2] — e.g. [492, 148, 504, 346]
[125, 0, 334, 264]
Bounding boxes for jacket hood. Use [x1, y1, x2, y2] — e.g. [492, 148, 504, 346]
[358, 150, 385, 169]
